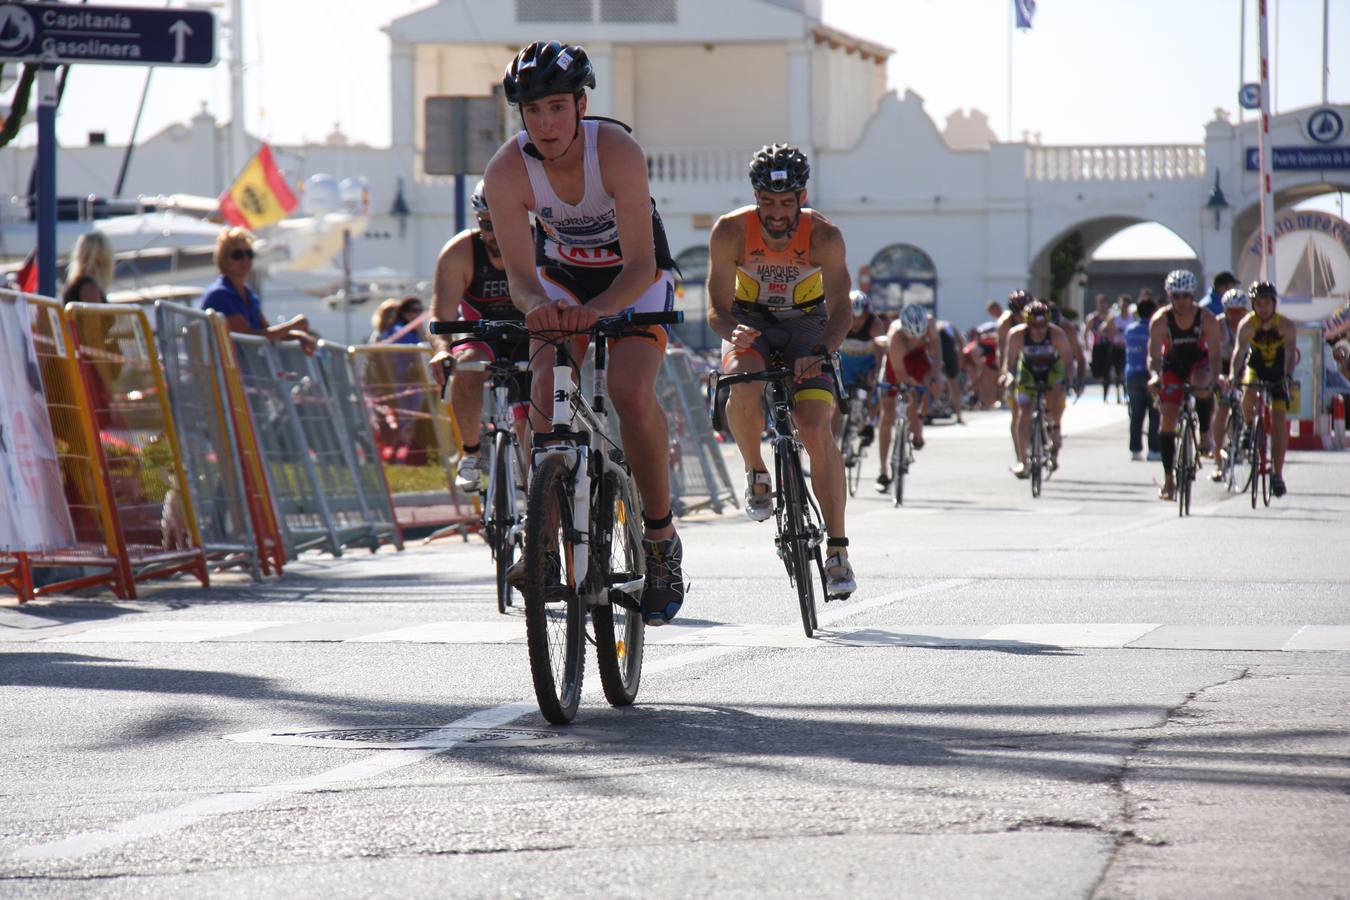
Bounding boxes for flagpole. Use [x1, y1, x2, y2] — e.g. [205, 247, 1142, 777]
[1006, 2, 1013, 142]
[1238, 0, 1246, 126]
[1256, 0, 1277, 286]
[1323, 0, 1330, 105]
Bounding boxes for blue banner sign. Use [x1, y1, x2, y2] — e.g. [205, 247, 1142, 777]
[0, 3, 215, 67]
[1245, 146, 1350, 171]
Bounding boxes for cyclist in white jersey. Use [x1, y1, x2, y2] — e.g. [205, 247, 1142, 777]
[483, 40, 684, 625]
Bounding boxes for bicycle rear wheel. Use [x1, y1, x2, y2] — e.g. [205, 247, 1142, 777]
[777, 448, 818, 638]
[592, 471, 646, 707]
[491, 430, 518, 614]
[523, 453, 585, 725]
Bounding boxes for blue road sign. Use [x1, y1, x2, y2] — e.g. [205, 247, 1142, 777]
[1238, 83, 1261, 111]
[1307, 108, 1344, 145]
[0, 3, 215, 67]
[1245, 146, 1350, 171]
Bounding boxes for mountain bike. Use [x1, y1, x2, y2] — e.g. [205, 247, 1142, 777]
[440, 353, 530, 614]
[714, 351, 835, 638]
[434, 311, 681, 724]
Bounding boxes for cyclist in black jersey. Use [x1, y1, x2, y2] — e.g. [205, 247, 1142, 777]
[1146, 270, 1223, 501]
[430, 181, 530, 492]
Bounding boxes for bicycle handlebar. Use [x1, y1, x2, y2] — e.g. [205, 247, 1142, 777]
[430, 310, 684, 337]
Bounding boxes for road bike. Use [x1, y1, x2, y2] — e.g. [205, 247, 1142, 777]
[836, 383, 872, 497]
[1172, 384, 1202, 517]
[1025, 381, 1053, 499]
[886, 383, 918, 507]
[1243, 379, 1283, 509]
[432, 311, 682, 724]
[440, 351, 530, 614]
[714, 351, 835, 638]
[1217, 386, 1246, 494]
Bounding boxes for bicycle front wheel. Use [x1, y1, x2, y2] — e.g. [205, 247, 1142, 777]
[491, 430, 518, 614]
[1224, 408, 1242, 493]
[891, 418, 908, 507]
[1176, 417, 1193, 517]
[592, 471, 646, 707]
[778, 448, 818, 637]
[523, 453, 585, 725]
[1029, 406, 1044, 498]
[1259, 414, 1272, 507]
[1249, 415, 1263, 509]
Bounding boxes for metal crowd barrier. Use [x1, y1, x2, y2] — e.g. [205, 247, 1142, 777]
[230, 334, 345, 559]
[211, 315, 287, 575]
[64, 302, 211, 589]
[662, 348, 738, 515]
[314, 341, 403, 550]
[350, 344, 479, 538]
[1, 294, 129, 599]
[155, 302, 276, 579]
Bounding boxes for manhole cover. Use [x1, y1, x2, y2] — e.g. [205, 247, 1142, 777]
[224, 725, 610, 750]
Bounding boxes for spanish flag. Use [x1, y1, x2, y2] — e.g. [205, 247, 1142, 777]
[218, 144, 298, 230]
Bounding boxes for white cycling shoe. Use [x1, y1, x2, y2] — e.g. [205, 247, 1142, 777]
[455, 454, 484, 493]
[824, 551, 857, 599]
[744, 470, 773, 522]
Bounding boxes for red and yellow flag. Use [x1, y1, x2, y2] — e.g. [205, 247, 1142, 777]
[218, 144, 298, 230]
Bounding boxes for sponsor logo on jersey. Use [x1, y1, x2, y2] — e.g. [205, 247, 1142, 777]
[755, 263, 802, 282]
[555, 245, 623, 267]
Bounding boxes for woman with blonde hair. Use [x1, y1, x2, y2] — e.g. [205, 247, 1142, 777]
[370, 298, 402, 343]
[62, 230, 114, 303]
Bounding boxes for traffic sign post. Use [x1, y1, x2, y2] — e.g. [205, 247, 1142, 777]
[0, 2, 217, 296]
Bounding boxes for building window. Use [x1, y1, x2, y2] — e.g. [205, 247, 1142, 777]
[600, 0, 676, 22]
[868, 243, 937, 313]
[516, 0, 592, 22]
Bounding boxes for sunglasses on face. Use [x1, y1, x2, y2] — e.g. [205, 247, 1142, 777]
[231, 248, 255, 261]
[476, 217, 493, 232]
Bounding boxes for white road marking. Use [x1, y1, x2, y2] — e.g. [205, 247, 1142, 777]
[348, 620, 524, 644]
[59, 621, 286, 643]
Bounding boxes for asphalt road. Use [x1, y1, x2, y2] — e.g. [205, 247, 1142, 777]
[2, 399, 1348, 898]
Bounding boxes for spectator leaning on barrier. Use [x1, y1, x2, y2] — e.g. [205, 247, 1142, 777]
[370, 298, 401, 344]
[62, 230, 114, 304]
[381, 296, 426, 345]
[1202, 270, 1238, 319]
[201, 227, 316, 353]
[1124, 295, 1160, 461]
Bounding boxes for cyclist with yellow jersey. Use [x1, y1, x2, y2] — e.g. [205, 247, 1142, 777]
[1232, 281, 1297, 497]
[707, 143, 856, 597]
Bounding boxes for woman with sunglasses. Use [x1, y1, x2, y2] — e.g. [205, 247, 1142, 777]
[200, 226, 316, 353]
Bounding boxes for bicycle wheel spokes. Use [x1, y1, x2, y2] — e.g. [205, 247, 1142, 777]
[891, 416, 907, 507]
[1260, 413, 1272, 507]
[523, 454, 585, 724]
[593, 472, 645, 707]
[1030, 406, 1043, 498]
[1249, 415, 1262, 509]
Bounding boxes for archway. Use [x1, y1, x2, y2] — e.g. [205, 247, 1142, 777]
[1030, 218, 1200, 318]
[1232, 188, 1350, 321]
[867, 243, 936, 313]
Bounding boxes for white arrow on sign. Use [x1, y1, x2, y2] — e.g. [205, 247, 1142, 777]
[169, 19, 193, 63]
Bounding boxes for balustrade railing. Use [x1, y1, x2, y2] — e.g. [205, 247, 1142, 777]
[646, 147, 760, 184]
[1025, 144, 1206, 182]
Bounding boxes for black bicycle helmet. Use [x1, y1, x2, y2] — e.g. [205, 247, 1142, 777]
[1249, 280, 1278, 301]
[503, 41, 596, 105]
[748, 143, 810, 193]
[1007, 289, 1031, 313]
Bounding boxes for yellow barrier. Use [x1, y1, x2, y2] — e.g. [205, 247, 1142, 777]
[350, 344, 479, 537]
[1, 297, 132, 600]
[65, 302, 209, 592]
